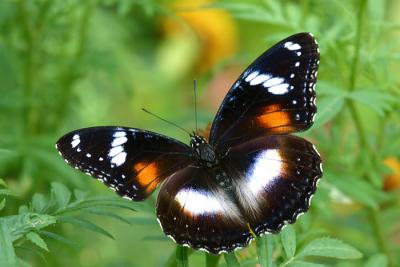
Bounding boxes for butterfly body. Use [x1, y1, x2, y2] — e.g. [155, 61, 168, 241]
[190, 135, 218, 167]
[56, 32, 322, 254]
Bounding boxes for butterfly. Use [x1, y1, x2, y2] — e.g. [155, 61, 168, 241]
[56, 32, 322, 254]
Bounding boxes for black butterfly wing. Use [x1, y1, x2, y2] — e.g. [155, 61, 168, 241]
[56, 127, 194, 201]
[156, 134, 322, 254]
[222, 135, 322, 235]
[209, 32, 319, 150]
[156, 165, 253, 254]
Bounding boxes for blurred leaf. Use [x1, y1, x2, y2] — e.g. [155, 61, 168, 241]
[287, 260, 326, 267]
[297, 237, 362, 259]
[348, 89, 395, 116]
[31, 194, 48, 213]
[257, 234, 273, 267]
[327, 173, 389, 208]
[365, 254, 388, 267]
[0, 221, 17, 267]
[224, 252, 241, 267]
[313, 96, 345, 128]
[58, 216, 114, 239]
[281, 225, 296, 258]
[206, 253, 220, 267]
[79, 207, 132, 225]
[26, 232, 49, 252]
[0, 198, 5, 211]
[142, 235, 169, 242]
[176, 246, 188, 267]
[39, 231, 77, 247]
[51, 182, 71, 210]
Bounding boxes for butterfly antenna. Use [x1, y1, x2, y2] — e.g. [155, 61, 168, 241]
[142, 108, 192, 136]
[193, 80, 198, 134]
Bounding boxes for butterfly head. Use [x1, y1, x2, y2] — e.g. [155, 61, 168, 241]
[190, 134, 217, 167]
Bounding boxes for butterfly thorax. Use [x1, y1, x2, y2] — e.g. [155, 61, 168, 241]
[190, 135, 217, 168]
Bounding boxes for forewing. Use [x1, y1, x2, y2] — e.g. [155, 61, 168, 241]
[209, 33, 319, 149]
[56, 126, 193, 201]
[221, 135, 322, 234]
[156, 165, 253, 254]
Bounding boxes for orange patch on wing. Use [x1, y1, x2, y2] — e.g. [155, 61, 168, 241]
[133, 162, 159, 193]
[257, 110, 293, 133]
[261, 104, 282, 114]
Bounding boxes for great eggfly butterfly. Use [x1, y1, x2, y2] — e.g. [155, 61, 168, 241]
[56, 32, 322, 254]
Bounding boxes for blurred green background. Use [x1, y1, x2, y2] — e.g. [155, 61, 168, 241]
[1, 0, 400, 266]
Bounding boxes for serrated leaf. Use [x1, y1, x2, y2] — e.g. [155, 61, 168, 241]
[281, 225, 296, 258]
[58, 216, 114, 239]
[0, 221, 17, 267]
[365, 254, 388, 267]
[26, 232, 48, 252]
[287, 260, 326, 267]
[313, 96, 344, 128]
[51, 183, 71, 210]
[297, 237, 362, 259]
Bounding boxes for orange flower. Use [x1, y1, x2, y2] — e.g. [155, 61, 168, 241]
[384, 157, 400, 191]
[163, 0, 238, 73]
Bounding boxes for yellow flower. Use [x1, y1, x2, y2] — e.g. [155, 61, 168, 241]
[384, 157, 400, 191]
[163, 0, 238, 73]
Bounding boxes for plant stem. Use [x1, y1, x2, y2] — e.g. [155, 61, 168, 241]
[347, 0, 393, 266]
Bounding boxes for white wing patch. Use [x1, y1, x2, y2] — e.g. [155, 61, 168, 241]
[175, 188, 243, 222]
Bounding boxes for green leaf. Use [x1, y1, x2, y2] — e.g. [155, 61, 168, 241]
[365, 254, 388, 267]
[257, 234, 273, 267]
[0, 221, 17, 267]
[142, 235, 169, 241]
[26, 232, 49, 252]
[297, 237, 362, 259]
[0, 178, 7, 187]
[287, 260, 326, 267]
[224, 252, 241, 267]
[206, 253, 220, 267]
[0, 189, 16, 197]
[79, 207, 132, 225]
[348, 90, 395, 116]
[39, 231, 77, 247]
[327, 173, 389, 208]
[313, 96, 345, 128]
[51, 182, 71, 210]
[58, 216, 114, 239]
[176, 245, 188, 267]
[31, 194, 47, 213]
[281, 225, 296, 258]
[0, 198, 5, 211]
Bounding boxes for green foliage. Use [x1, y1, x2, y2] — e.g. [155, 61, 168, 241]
[0, 0, 399, 266]
[0, 181, 138, 266]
